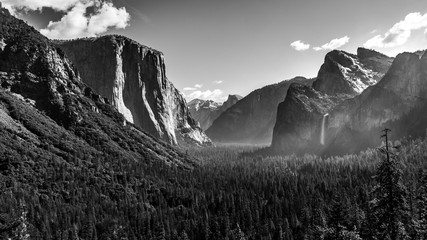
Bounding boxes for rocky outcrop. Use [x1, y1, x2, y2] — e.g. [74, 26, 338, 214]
[188, 94, 242, 130]
[56, 36, 210, 145]
[312, 48, 393, 96]
[322, 51, 427, 154]
[206, 77, 314, 144]
[271, 49, 427, 155]
[0, 7, 195, 168]
[271, 48, 394, 155]
[271, 83, 337, 154]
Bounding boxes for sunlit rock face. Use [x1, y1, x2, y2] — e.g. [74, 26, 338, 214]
[313, 48, 393, 97]
[0, 8, 197, 168]
[271, 48, 394, 155]
[188, 94, 242, 131]
[206, 77, 314, 144]
[57, 36, 210, 145]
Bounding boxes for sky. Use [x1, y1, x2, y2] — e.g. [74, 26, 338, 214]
[4, 0, 427, 102]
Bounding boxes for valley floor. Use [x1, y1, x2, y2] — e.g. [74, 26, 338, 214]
[1, 136, 427, 239]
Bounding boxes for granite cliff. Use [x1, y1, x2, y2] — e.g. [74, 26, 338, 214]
[312, 48, 393, 96]
[56, 36, 210, 145]
[0, 7, 194, 167]
[207, 77, 314, 144]
[322, 51, 427, 154]
[272, 48, 394, 154]
[188, 94, 242, 130]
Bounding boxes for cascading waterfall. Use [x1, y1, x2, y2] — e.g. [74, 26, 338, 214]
[320, 113, 329, 145]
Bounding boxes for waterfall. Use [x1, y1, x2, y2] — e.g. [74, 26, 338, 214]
[320, 113, 329, 145]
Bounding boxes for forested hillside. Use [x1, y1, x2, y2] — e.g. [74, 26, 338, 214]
[1, 131, 426, 239]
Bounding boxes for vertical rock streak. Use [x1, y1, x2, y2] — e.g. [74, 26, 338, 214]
[113, 43, 134, 123]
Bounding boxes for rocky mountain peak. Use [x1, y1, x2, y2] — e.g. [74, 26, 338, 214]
[57, 35, 210, 145]
[312, 49, 392, 97]
[226, 94, 242, 102]
[188, 94, 242, 131]
[222, 94, 242, 108]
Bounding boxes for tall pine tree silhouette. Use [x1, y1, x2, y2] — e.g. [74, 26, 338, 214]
[370, 128, 410, 240]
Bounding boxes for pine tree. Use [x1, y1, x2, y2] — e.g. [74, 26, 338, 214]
[370, 129, 410, 240]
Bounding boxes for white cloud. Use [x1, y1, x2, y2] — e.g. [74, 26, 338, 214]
[87, 2, 130, 34]
[40, 1, 130, 39]
[40, 2, 91, 39]
[2, 0, 82, 12]
[364, 12, 427, 48]
[213, 80, 223, 84]
[194, 84, 203, 88]
[290, 40, 310, 51]
[3, 0, 130, 39]
[313, 36, 350, 51]
[185, 89, 226, 102]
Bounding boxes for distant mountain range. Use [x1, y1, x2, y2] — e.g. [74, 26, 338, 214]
[188, 94, 242, 130]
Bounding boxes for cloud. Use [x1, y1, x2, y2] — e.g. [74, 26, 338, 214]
[364, 12, 427, 48]
[2, 0, 82, 12]
[290, 40, 310, 51]
[40, 1, 130, 39]
[313, 36, 350, 51]
[3, 0, 131, 39]
[184, 89, 227, 102]
[194, 84, 203, 88]
[213, 80, 223, 84]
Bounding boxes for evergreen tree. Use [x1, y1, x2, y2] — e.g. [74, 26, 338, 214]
[370, 129, 410, 240]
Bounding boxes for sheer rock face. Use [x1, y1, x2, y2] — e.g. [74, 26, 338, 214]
[0, 8, 194, 168]
[271, 83, 337, 154]
[312, 48, 393, 97]
[271, 49, 394, 155]
[272, 50, 427, 155]
[206, 77, 314, 144]
[188, 94, 242, 130]
[57, 36, 210, 145]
